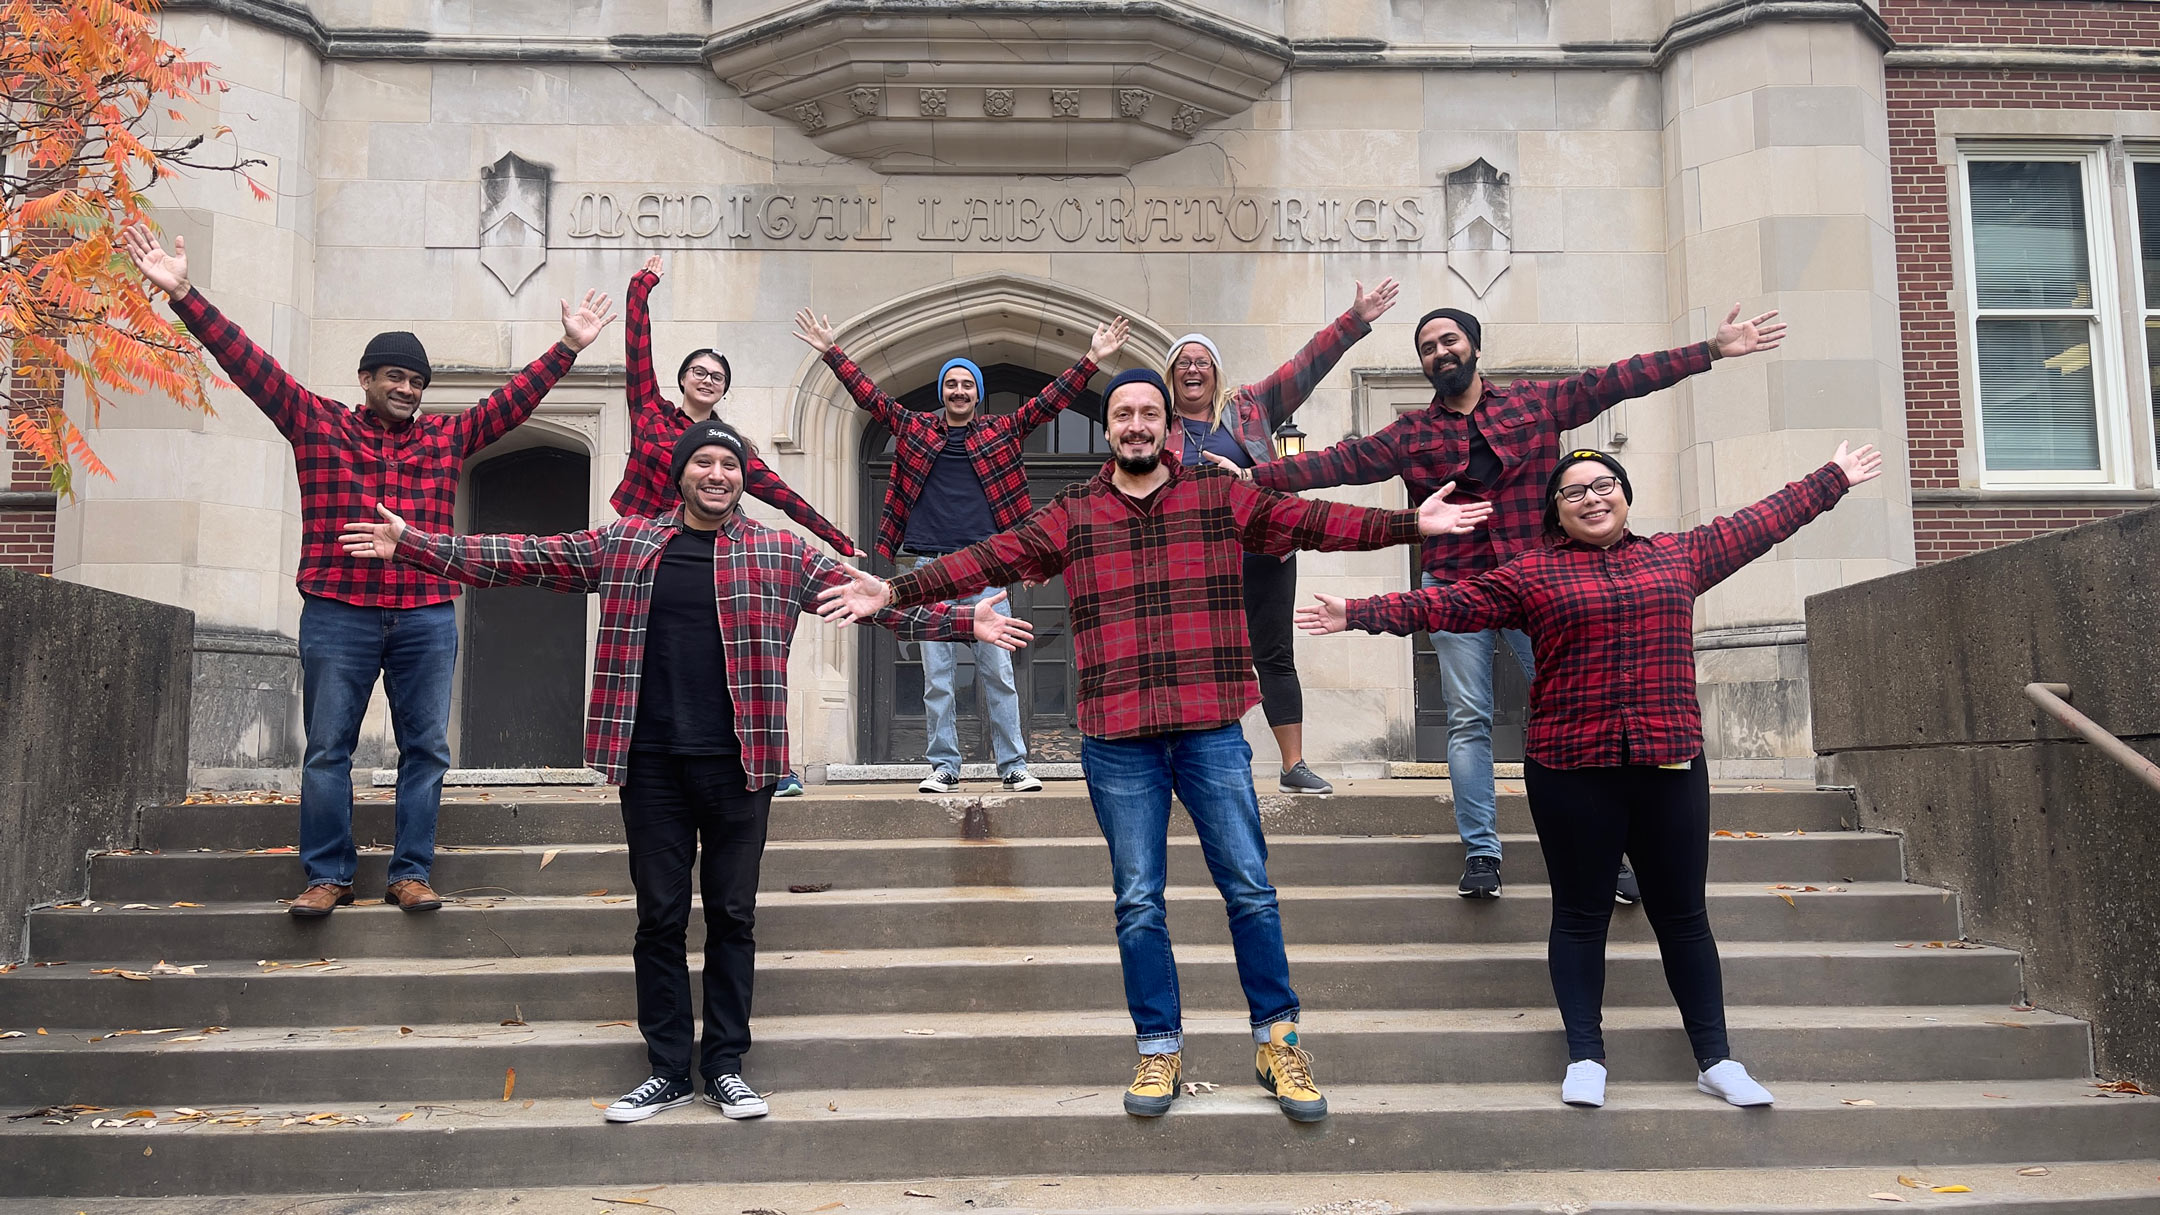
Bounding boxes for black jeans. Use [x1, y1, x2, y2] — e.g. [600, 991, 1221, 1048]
[620, 750, 775, 1081]
[1242, 551, 1302, 728]
[1523, 756, 1728, 1064]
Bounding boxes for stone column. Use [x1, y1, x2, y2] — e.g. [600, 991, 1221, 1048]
[1660, 11, 1916, 779]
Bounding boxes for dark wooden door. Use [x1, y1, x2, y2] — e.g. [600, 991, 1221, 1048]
[461, 446, 589, 767]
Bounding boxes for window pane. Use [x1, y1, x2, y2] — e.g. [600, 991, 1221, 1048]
[1970, 161, 2092, 311]
[2140, 163, 2160, 310]
[2149, 320, 2159, 464]
[1977, 318, 2101, 471]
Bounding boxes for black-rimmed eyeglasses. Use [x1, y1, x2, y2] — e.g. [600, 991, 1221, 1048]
[1554, 476, 1622, 504]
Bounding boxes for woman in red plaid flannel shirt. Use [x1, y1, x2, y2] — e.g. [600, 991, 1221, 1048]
[1300, 440, 1886, 1112]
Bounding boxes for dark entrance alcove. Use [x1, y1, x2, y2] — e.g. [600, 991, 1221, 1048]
[460, 445, 589, 768]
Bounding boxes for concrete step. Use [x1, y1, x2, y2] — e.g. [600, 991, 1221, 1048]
[9, 1163, 2160, 1215]
[23, 882, 1961, 959]
[88, 832, 1910, 902]
[131, 788, 1859, 851]
[0, 942, 2026, 1027]
[2, 1007, 2092, 1108]
[4, 1080, 2155, 1198]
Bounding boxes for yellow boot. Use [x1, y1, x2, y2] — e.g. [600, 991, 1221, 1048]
[1124, 1050, 1181, 1117]
[1255, 1022, 1327, 1121]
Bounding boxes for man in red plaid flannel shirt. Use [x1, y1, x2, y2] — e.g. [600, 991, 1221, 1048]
[818, 367, 1492, 1125]
[123, 223, 614, 918]
[1253, 302, 1786, 901]
[344, 417, 1030, 1124]
[792, 307, 1129, 795]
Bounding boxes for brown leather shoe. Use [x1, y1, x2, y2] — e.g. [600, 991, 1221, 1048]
[288, 883, 353, 918]
[385, 878, 444, 912]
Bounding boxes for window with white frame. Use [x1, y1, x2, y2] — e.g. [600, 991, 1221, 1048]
[1961, 151, 2125, 484]
[2136, 159, 2160, 473]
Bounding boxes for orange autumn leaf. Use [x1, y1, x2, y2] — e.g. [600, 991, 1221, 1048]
[502, 1067, 516, 1101]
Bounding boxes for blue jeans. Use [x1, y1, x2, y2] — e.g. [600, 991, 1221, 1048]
[1081, 722, 1300, 1054]
[1423, 573, 1536, 861]
[897, 553, 1026, 777]
[297, 595, 457, 887]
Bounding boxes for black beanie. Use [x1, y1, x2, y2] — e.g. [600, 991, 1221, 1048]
[1413, 307, 1482, 355]
[1541, 448, 1634, 539]
[1102, 367, 1171, 410]
[670, 418, 750, 487]
[359, 331, 432, 385]
[676, 348, 732, 395]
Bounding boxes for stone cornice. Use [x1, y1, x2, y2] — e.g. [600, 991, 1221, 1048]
[1885, 45, 2160, 73]
[1294, 0, 1892, 69]
[0, 490, 58, 510]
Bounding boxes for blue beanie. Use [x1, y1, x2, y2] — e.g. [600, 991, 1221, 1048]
[1103, 367, 1170, 409]
[937, 357, 983, 396]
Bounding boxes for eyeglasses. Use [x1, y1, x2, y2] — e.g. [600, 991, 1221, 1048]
[1554, 476, 1622, 504]
[683, 367, 727, 385]
[1171, 358, 1213, 373]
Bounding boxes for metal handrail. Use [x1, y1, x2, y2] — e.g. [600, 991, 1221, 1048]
[2024, 683, 2160, 796]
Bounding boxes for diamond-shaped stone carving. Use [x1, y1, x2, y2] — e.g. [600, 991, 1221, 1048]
[918, 88, 948, 117]
[1118, 89, 1153, 119]
[1171, 104, 1207, 133]
[792, 101, 826, 131]
[983, 88, 1015, 118]
[847, 86, 880, 116]
[1050, 89, 1081, 117]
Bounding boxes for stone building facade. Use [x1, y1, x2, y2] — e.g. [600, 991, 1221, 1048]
[5, 0, 2143, 786]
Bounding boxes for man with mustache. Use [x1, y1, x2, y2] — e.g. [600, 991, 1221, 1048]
[817, 368, 1493, 1123]
[1252, 304, 1785, 901]
[121, 222, 614, 918]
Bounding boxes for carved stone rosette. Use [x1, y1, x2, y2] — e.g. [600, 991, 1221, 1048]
[705, 3, 1289, 174]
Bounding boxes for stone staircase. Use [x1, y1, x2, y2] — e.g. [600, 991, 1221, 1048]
[3, 782, 2157, 1211]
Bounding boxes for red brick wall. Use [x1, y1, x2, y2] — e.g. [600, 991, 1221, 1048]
[1886, 1, 2160, 561]
[3, 404, 58, 576]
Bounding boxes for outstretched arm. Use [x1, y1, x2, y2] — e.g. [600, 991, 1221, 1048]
[451, 287, 613, 455]
[1230, 477, 1491, 557]
[817, 497, 1073, 625]
[796, 308, 907, 430]
[1682, 442, 1879, 591]
[743, 454, 860, 556]
[623, 256, 665, 423]
[1241, 278, 1397, 429]
[1009, 316, 1128, 436]
[1250, 411, 1416, 494]
[1298, 569, 1524, 639]
[342, 503, 606, 595]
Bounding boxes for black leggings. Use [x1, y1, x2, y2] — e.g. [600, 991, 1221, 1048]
[1523, 756, 1728, 1064]
[1242, 551, 1301, 728]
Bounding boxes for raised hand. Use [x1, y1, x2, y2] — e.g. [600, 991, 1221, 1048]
[560, 289, 617, 352]
[816, 563, 893, 626]
[121, 223, 190, 297]
[1296, 593, 1350, 636]
[1352, 277, 1401, 324]
[970, 591, 1037, 652]
[792, 308, 839, 354]
[1831, 441, 1884, 488]
[1089, 315, 1131, 363]
[340, 503, 408, 561]
[1416, 481, 1495, 536]
[1712, 303, 1786, 359]
[1201, 450, 1251, 480]
[643, 254, 664, 277]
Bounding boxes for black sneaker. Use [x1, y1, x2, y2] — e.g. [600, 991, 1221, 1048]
[1001, 769, 1044, 792]
[703, 1073, 769, 1119]
[1615, 863, 1641, 906]
[1278, 761, 1334, 794]
[1458, 854, 1502, 899]
[918, 768, 960, 794]
[602, 1074, 694, 1123]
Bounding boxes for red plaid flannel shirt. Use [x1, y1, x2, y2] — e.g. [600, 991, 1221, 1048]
[609, 270, 858, 555]
[171, 288, 575, 608]
[1345, 464, 1851, 767]
[822, 345, 1098, 560]
[1254, 343, 1716, 582]
[394, 508, 969, 789]
[1199, 310, 1371, 466]
[889, 449, 1423, 740]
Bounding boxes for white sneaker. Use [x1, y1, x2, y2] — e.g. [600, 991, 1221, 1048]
[1561, 1059, 1607, 1108]
[918, 769, 960, 794]
[1001, 769, 1043, 792]
[1697, 1059, 1774, 1107]
[703, 1073, 769, 1119]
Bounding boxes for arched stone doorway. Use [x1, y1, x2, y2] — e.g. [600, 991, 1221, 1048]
[459, 444, 590, 767]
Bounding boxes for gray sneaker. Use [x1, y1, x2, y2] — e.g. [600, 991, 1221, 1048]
[918, 768, 961, 794]
[1278, 761, 1333, 794]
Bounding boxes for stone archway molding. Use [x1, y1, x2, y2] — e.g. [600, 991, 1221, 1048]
[776, 271, 1177, 458]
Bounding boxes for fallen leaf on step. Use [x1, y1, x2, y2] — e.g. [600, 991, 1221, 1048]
[396, 1111, 416, 1122]
[2011, 1002, 2036, 1012]
[399, 1027, 414, 1036]
[170, 1036, 205, 1043]
[1841, 1098, 1876, 1106]
[595, 1021, 633, 1028]
[1743, 831, 1766, 838]
[124, 1109, 156, 1118]
[902, 1029, 936, 1036]
[588, 1199, 649, 1206]
[590, 1100, 609, 1109]
[502, 1068, 516, 1101]
[809, 1205, 847, 1212]
[1866, 1192, 1907, 1202]
[2017, 1167, 2051, 1177]
[1713, 830, 1738, 838]
[1982, 1093, 2008, 1099]
[827, 1101, 838, 1111]
[1181, 1081, 1220, 1096]
[169, 902, 202, 908]
[1931, 1186, 1972, 1194]
[122, 904, 157, 910]
[149, 961, 200, 976]
[789, 883, 834, 894]
[2093, 1079, 2152, 1095]
[540, 849, 560, 869]
[1896, 1176, 1928, 1189]
[582, 890, 609, 897]
[523, 1099, 535, 1109]
[903, 1192, 937, 1199]
[143, 1146, 153, 1156]
[1772, 892, 1795, 907]
[0, 1031, 21, 1039]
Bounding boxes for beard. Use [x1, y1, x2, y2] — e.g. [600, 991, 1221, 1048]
[1426, 350, 1478, 398]
[1114, 447, 1162, 476]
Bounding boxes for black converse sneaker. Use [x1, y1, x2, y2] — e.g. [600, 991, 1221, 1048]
[918, 768, 961, 794]
[704, 1073, 770, 1119]
[602, 1074, 694, 1123]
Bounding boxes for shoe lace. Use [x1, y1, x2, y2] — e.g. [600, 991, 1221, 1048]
[716, 1074, 756, 1102]
[622, 1076, 670, 1104]
[1268, 1041, 1317, 1093]
[1132, 1054, 1178, 1089]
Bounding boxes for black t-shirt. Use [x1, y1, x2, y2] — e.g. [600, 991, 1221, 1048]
[629, 525, 739, 755]
[902, 427, 998, 555]
[1464, 412, 1503, 491]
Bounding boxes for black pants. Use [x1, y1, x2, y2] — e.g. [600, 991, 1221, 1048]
[620, 750, 775, 1081]
[1242, 551, 1302, 728]
[1523, 756, 1728, 1064]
